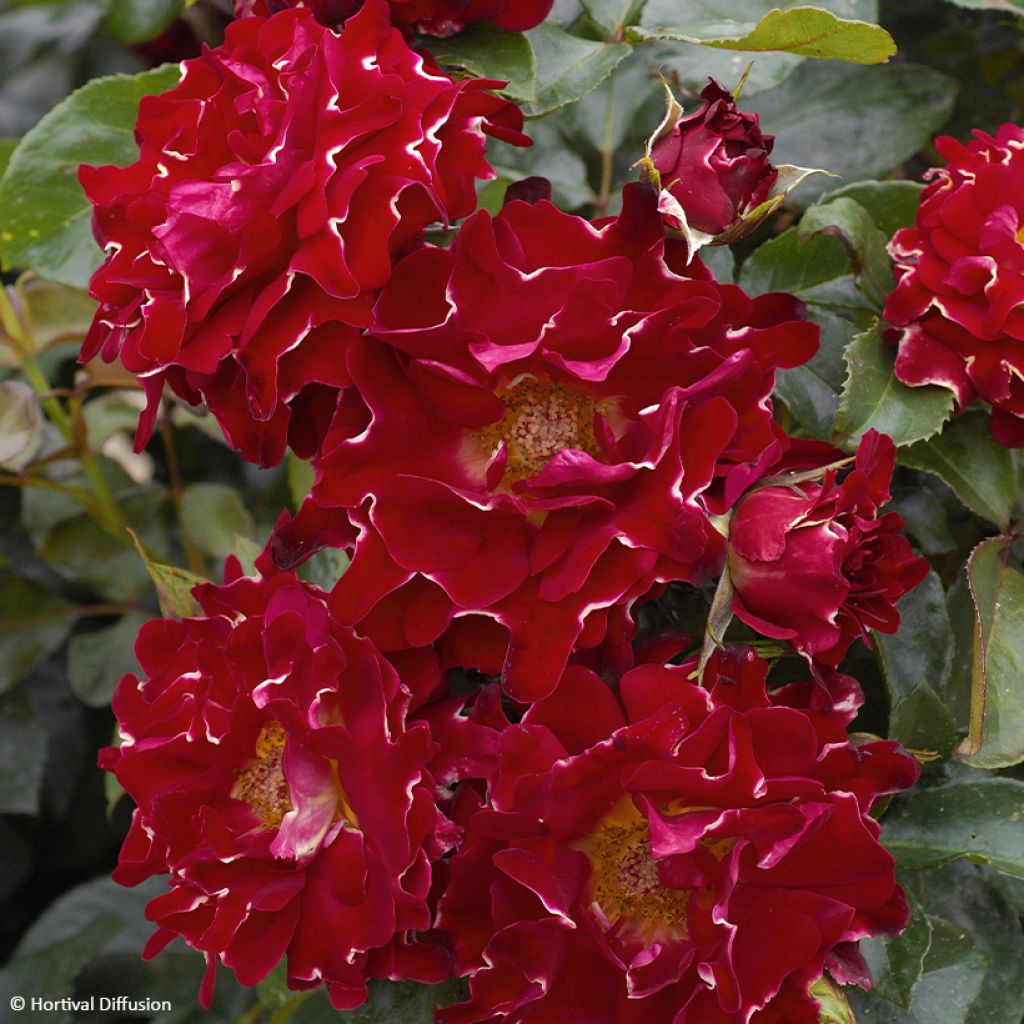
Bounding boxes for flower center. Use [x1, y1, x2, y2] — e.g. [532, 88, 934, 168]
[579, 801, 689, 940]
[476, 376, 598, 485]
[233, 721, 292, 829]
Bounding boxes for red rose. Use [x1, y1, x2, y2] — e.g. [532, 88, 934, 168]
[99, 559, 452, 1008]
[728, 430, 928, 666]
[270, 184, 818, 701]
[885, 123, 1024, 447]
[649, 78, 777, 241]
[235, 0, 552, 35]
[80, 0, 527, 466]
[434, 647, 917, 1024]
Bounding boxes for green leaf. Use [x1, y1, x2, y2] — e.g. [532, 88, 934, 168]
[798, 196, 893, 307]
[128, 528, 204, 618]
[811, 976, 855, 1023]
[945, 570, 975, 734]
[875, 571, 957, 759]
[427, 24, 537, 102]
[524, 24, 631, 116]
[957, 538, 1024, 769]
[739, 228, 868, 316]
[292, 979, 467, 1024]
[37, 488, 170, 602]
[181, 483, 256, 560]
[821, 180, 924, 238]
[67, 612, 148, 708]
[0, 686, 47, 815]
[848, 917, 988, 1024]
[860, 887, 932, 1009]
[835, 323, 954, 449]
[0, 916, 123, 1021]
[0, 379, 44, 470]
[883, 778, 1024, 879]
[890, 485, 956, 557]
[631, 5, 896, 64]
[0, 64, 182, 287]
[743, 61, 956, 205]
[0, 569, 72, 694]
[942, 0, 1023, 8]
[16, 277, 97, 351]
[922, 862, 1024, 1024]
[899, 411, 1020, 531]
[774, 309, 850, 439]
[0, 136, 16, 181]
[102, 0, 184, 44]
[287, 451, 315, 511]
[581, 0, 646, 34]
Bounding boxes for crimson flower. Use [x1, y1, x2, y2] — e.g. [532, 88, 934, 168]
[235, 0, 551, 35]
[100, 560, 451, 1008]
[434, 647, 917, 1024]
[648, 79, 777, 242]
[728, 430, 928, 666]
[270, 183, 818, 701]
[885, 123, 1024, 446]
[80, 0, 527, 466]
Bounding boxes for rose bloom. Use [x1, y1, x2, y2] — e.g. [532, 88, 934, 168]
[885, 123, 1024, 446]
[650, 78, 777, 241]
[80, 0, 527, 466]
[728, 430, 928, 666]
[235, 0, 552, 36]
[433, 647, 917, 1024]
[99, 559, 452, 1008]
[270, 182, 818, 701]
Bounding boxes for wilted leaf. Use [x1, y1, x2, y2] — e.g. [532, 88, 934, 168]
[0, 380, 44, 470]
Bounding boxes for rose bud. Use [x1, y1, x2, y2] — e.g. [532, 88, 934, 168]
[727, 430, 928, 666]
[640, 77, 827, 256]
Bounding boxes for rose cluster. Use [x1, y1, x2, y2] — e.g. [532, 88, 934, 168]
[86, 7, 928, 1020]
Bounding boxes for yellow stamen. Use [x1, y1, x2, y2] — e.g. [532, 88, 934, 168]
[476, 376, 599, 486]
[232, 721, 292, 829]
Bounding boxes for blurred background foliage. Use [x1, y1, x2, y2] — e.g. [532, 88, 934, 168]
[1, 0, 1024, 1022]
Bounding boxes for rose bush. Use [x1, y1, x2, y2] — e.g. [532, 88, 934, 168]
[1, 1, 1022, 1023]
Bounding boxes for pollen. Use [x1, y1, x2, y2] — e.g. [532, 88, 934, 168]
[579, 802, 689, 939]
[476, 376, 599, 485]
[232, 721, 292, 829]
